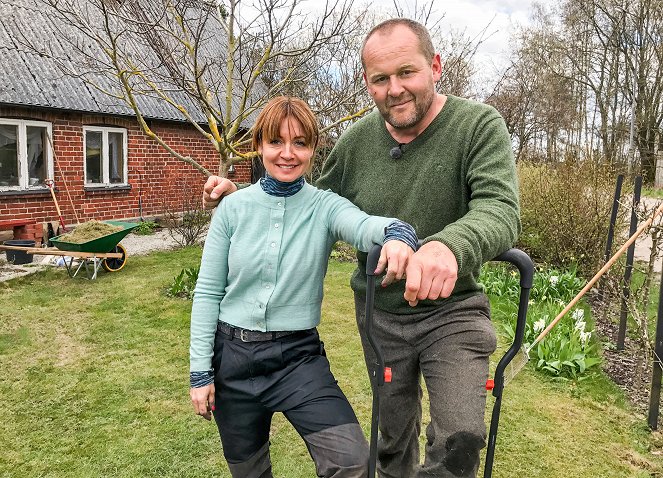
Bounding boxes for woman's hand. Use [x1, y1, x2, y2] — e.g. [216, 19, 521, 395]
[375, 240, 415, 287]
[190, 383, 216, 421]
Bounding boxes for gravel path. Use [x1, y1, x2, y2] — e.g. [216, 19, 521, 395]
[117, 229, 182, 256]
[633, 196, 663, 274]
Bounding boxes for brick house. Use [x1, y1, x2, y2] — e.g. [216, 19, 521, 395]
[0, 0, 254, 244]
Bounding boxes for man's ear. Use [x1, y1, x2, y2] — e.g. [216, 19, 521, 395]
[431, 53, 442, 82]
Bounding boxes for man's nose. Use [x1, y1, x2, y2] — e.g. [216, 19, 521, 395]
[388, 77, 405, 97]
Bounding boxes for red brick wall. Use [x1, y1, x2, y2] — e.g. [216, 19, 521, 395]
[0, 106, 251, 238]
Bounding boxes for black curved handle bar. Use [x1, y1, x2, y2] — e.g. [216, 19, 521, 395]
[363, 245, 534, 478]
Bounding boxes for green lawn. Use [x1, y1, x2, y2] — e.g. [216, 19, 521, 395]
[1, 247, 662, 477]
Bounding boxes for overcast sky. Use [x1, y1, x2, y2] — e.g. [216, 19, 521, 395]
[241, 0, 543, 93]
[368, 0, 540, 68]
[346, 0, 543, 95]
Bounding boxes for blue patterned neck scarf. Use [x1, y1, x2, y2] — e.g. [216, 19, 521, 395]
[260, 174, 305, 197]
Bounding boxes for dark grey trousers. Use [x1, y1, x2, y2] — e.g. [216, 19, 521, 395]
[211, 325, 369, 478]
[355, 293, 496, 478]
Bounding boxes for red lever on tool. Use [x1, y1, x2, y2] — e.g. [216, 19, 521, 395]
[485, 379, 494, 391]
[384, 367, 392, 383]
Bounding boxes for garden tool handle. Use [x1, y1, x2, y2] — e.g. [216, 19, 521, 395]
[490, 248, 534, 395]
[365, 244, 387, 387]
[365, 244, 388, 478]
[44, 180, 62, 217]
[484, 248, 534, 478]
[492, 248, 534, 289]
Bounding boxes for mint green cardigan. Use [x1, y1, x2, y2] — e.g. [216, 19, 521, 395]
[190, 182, 394, 372]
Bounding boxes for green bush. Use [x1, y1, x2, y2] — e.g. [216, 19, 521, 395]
[166, 266, 199, 300]
[482, 262, 601, 379]
[330, 241, 357, 262]
[134, 221, 158, 235]
[517, 160, 625, 278]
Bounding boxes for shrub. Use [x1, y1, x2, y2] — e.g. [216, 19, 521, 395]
[330, 241, 357, 262]
[166, 266, 199, 300]
[160, 176, 212, 247]
[517, 160, 626, 278]
[134, 221, 158, 235]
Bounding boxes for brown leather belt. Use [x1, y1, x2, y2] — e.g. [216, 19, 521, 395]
[218, 321, 306, 342]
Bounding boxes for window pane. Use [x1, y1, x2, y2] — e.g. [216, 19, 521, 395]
[0, 124, 19, 186]
[26, 126, 47, 186]
[86, 131, 102, 184]
[108, 132, 124, 184]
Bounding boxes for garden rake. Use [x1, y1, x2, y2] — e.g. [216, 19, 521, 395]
[503, 200, 663, 387]
[44, 179, 68, 232]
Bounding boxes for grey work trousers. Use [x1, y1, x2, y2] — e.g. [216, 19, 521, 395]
[355, 293, 496, 478]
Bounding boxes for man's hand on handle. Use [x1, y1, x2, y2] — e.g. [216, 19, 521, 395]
[404, 241, 458, 307]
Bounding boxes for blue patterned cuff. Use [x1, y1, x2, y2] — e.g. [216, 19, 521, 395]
[384, 220, 418, 251]
[190, 370, 214, 388]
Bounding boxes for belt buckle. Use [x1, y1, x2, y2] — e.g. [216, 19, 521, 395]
[239, 329, 250, 342]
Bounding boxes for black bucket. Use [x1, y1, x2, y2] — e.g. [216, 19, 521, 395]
[3, 240, 35, 265]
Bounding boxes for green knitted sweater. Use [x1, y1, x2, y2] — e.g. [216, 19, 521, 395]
[316, 95, 521, 314]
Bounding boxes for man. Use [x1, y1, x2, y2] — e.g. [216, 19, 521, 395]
[203, 19, 520, 478]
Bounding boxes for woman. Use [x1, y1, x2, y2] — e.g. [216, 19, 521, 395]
[189, 96, 417, 478]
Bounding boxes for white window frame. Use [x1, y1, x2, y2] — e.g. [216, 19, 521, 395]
[83, 126, 128, 186]
[0, 118, 54, 191]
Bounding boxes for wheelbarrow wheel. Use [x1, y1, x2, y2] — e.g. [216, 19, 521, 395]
[102, 243, 127, 272]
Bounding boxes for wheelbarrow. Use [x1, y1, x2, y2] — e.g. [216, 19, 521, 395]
[363, 245, 533, 478]
[1, 221, 139, 280]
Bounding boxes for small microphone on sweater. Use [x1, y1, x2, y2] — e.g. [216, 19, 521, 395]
[390, 143, 405, 160]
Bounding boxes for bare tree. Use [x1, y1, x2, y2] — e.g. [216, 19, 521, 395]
[15, 0, 367, 177]
[498, 0, 663, 177]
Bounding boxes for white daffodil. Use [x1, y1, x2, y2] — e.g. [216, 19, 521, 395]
[575, 320, 586, 332]
[580, 331, 592, 346]
[572, 309, 585, 321]
[533, 318, 546, 333]
[549, 275, 559, 285]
